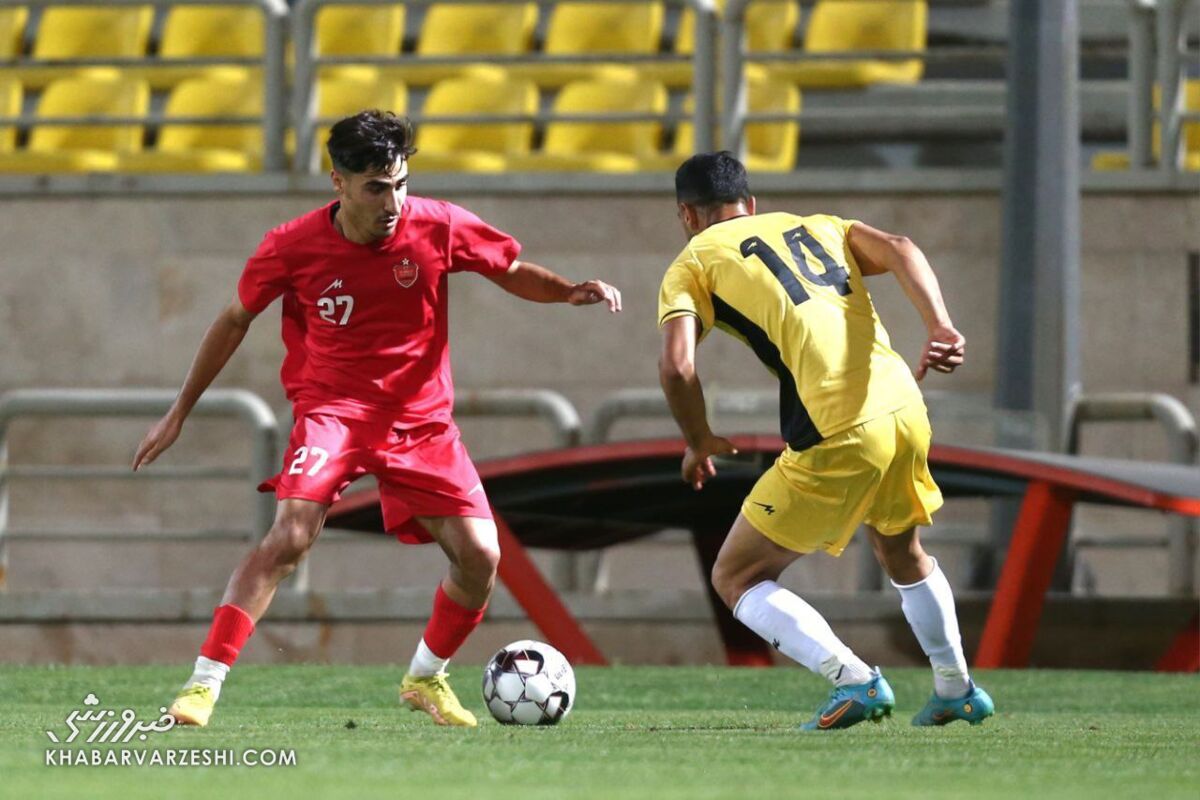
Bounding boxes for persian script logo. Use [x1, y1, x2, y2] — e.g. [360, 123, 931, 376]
[45, 693, 176, 745]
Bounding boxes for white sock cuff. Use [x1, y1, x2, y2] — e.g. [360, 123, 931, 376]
[890, 557, 941, 591]
[732, 579, 777, 620]
[409, 638, 450, 678]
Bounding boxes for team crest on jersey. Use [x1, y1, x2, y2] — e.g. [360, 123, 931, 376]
[393, 258, 419, 288]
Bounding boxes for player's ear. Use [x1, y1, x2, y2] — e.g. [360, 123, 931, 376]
[746, 195, 757, 215]
[679, 203, 698, 233]
[330, 168, 346, 197]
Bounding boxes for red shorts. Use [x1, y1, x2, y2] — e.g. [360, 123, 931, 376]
[258, 413, 492, 544]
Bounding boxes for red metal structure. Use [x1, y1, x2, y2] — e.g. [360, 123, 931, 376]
[328, 438, 1200, 670]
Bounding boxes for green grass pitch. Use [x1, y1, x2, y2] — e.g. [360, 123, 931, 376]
[2, 664, 1197, 799]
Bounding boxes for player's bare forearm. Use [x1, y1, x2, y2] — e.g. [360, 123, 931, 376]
[486, 261, 622, 311]
[847, 222, 950, 331]
[888, 244, 954, 333]
[659, 321, 739, 490]
[171, 299, 256, 418]
[487, 260, 572, 302]
[660, 369, 713, 448]
[660, 316, 738, 489]
[847, 222, 964, 379]
[659, 316, 711, 446]
[133, 297, 255, 470]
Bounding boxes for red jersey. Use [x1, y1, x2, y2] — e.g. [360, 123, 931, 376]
[237, 196, 521, 425]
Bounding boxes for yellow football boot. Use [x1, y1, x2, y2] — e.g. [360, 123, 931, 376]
[168, 684, 216, 727]
[399, 673, 477, 727]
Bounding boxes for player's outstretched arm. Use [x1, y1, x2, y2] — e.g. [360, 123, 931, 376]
[132, 297, 257, 471]
[659, 315, 737, 490]
[485, 260, 622, 312]
[846, 222, 965, 381]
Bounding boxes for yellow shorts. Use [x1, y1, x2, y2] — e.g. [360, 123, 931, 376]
[741, 403, 944, 556]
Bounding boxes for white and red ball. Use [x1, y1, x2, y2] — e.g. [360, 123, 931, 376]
[481, 640, 575, 725]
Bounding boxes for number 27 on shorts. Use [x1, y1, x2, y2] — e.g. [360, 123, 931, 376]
[287, 446, 329, 476]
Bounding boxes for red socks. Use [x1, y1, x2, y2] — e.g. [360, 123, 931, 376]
[196, 592, 479, 667]
[199, 604, 256, 666]
[422, 585, 486, 659]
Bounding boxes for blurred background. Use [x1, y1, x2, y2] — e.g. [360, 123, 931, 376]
[0, 0, 1196, 671]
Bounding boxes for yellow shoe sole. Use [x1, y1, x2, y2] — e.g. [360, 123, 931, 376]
[400, 688, 477, 727]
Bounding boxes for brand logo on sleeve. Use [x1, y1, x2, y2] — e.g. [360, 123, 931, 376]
[393, 258, 419, 288]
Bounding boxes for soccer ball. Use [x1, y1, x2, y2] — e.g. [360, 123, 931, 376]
[481, 640, 575, 725]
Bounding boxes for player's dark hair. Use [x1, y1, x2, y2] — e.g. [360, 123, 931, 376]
[327, 110, 417, 175]
[675, 151, 751, 208]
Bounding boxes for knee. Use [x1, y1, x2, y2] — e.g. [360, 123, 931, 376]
[711, 560, 749, 611]
[457, 539, 500, 587]
[262, 519, 317, 570]
[871, 529, 926, 580]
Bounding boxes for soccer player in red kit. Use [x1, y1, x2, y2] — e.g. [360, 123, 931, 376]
[132, 111, 622, 728]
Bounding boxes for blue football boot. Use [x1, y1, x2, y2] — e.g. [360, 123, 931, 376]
[800, 669, 895, 731]
[911, 681, 995, 727]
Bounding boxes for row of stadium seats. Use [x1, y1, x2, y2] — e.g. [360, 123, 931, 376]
[0, 1, 927, 89]
[0, 66, 801, 173]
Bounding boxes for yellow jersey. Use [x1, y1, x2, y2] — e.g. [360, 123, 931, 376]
[657, 212, 922, 451]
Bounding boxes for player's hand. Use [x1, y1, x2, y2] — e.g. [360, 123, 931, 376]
[133, 412, 184, 471]
[567, 280, 622, 313]
[681, 434, 738, 491]
[916, 323, 965, 381]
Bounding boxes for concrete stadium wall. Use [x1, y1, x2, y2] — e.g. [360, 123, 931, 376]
[4, 190, 1196, 452]
[1, 190, 1196, 663]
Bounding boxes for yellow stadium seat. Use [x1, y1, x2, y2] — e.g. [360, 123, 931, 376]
[0, 76, 20, 153]
[648, 70, 800, 172]
[508, 70, 668, 172]
[33, 6, 153, 59]
[398, 3, 538, 86]
[17, 6, 154, 90]
[152, 6, 264, 89]
[770, 0, 926, 88]
[119, 69, 262, 173]
[316, 4, 404, 57]
[0, 6, 27, 60]
[162, 6, 263, 59]
[511, 2, 664, 87]
[546, 2, 662, 54]
[419, 3, 537, 56]
[309, 67, 407, 171]
[1092, 79, 1200, 172]
[0, 69, 148, 173]
[416, 68, 538, 172]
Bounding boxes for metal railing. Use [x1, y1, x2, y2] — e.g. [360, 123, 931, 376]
[1065, 391, 1199, 595]
[453, 388, 583, 448]
[0, 0, 289, 171]
[1126, 0, 1200, 171]
[588, 386, 777, 444]
[291, 0, 718, 174]
[0, 388, 279, 591]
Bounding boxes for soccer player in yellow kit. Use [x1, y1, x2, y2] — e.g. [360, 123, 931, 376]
[658, 152, 994, 730]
